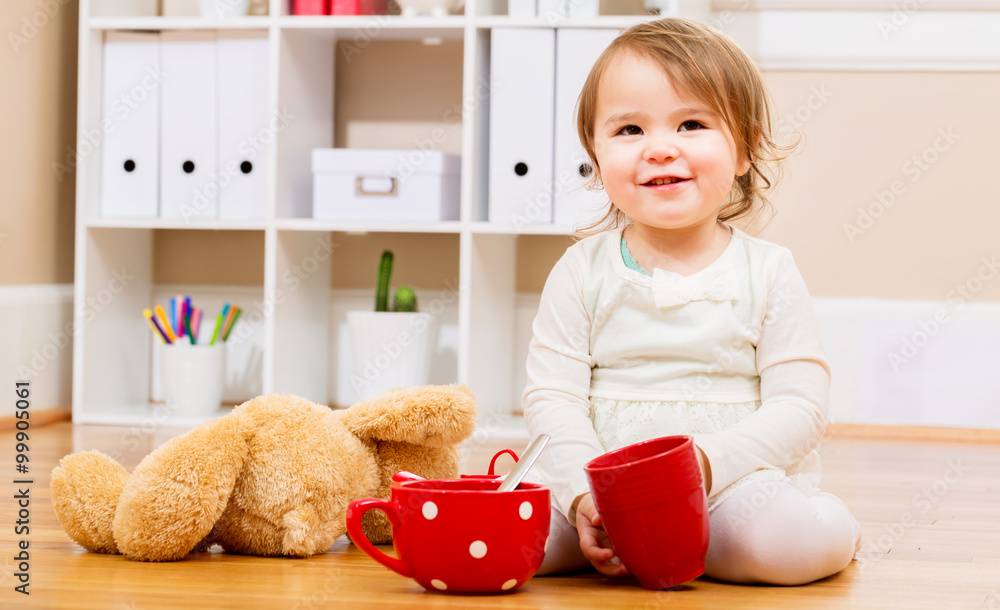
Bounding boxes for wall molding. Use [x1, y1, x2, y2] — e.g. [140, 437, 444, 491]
[0, 283, 74, 304]
[714, 1, 1000, 10]
[709, 4, 1000, 71]
[0, 284, 74, 417]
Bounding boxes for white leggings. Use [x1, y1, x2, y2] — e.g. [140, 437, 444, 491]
[535, 480, 862, 586]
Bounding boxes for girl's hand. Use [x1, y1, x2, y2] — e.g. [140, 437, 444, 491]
[695, 445, 712, 493]
[574, 493, 630, 577]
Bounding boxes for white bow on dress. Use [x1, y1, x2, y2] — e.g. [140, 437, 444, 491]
[650, 260, 741, 309]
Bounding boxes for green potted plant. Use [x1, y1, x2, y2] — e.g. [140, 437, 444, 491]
[346, 250, 437, 402]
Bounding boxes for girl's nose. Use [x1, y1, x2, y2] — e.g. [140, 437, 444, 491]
[643, 137, 680, 163]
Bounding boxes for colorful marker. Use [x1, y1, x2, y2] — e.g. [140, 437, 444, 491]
[143, 309, 171, 344]
[222, 307, 242, 342]
[191, 308, 202, 343]
[154, 305, 177, 343]
[183, 309, 195, 345]
[210, 313, 223, 346]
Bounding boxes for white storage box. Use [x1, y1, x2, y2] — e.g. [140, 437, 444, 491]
[312, 149, 461, 223]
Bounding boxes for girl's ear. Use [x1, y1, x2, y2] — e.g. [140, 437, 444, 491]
[736, 128, 761, 177]
[737, 157, 751, 177]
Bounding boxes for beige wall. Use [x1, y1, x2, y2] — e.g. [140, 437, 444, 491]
[152, 230, 265, 286]
[0, 0, 78, 286]
[8, 0, 1000, 303]
[334, 39, 465, 151]
[760, 71, 999, 300]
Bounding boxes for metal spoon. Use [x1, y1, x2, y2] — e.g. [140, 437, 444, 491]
[497, 434, 550, 492]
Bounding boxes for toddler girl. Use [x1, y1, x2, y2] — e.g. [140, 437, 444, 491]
[522, 17, 862, 586]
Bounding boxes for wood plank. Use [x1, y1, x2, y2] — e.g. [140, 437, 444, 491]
[825, 422, 1000, 444]
[0, 406, 71, 431]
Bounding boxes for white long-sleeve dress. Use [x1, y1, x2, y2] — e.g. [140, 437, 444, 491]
[522, 222, 832, 524]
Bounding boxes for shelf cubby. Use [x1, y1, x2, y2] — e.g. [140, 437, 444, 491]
[77, 227, 265, 425]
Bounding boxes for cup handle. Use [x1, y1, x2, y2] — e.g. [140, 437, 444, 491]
[488, 449, 519, 476]
[346, 498, 412, 578]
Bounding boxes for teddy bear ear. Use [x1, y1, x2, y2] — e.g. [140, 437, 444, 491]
[340, 384, 478, 447]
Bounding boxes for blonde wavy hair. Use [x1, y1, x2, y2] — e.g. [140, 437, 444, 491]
[574, 17, 796, 236]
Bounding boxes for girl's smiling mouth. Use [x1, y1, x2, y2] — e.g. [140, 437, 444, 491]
[641, 177, 691, 189]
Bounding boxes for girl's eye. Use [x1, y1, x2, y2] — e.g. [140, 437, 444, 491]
[679, 120, 705, 131]
[616, 125, 642, 136]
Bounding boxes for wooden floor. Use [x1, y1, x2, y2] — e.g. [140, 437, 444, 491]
[2, 421, 999, 609]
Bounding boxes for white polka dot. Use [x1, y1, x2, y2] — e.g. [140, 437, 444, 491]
[422, 501, 438, 520]
[502, 579, 518, 590]
[431, 579, 447, 590]
[519, 501, 533, 520]
[544, 536, 549, 552]
[469, 540, 488, 558]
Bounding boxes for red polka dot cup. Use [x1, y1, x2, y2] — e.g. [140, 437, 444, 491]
[459, 449, 519, 479]
[346, 478, 550, 594]
[584, 435, 709, 590]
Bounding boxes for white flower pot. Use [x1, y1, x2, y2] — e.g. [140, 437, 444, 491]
[347, 311, 438, 402]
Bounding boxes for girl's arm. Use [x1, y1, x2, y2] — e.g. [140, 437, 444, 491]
[522, 248, 605, 524]
[692, 247, 831, 498]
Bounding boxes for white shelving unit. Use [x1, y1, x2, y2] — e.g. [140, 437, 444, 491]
[71, 0, 703, 427]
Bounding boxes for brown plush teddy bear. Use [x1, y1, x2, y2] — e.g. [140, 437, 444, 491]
[50, 384, 478, 561]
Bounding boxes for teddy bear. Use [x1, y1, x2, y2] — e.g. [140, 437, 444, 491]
[50, 384, 478, 561]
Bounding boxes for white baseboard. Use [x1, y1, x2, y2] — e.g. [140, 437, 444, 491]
[11, 283, 999, 429]
[815, 297, 1000, 429]
[0, 284, 74, 417]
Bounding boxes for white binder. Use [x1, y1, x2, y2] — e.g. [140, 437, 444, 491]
[217, 32, 270, 220]
[100, 31, 160, 218]
[554, 28, 621, 230]
[488, 28, 555, 226]
[160, 31, 218, 221]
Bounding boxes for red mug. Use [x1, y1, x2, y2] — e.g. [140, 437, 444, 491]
[460, 448, 519, 479]
[346, 478, 550, 594]
[583, 435, 709, 589]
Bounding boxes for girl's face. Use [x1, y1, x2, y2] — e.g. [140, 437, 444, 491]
[592, 53, 750, 234]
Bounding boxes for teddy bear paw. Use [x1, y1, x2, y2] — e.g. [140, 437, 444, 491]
[50, 450, 130, 554]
